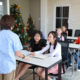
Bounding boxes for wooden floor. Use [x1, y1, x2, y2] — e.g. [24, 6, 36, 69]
[20, 69, 39, 80]
[24, 74, 38, 80]
[19, 68, 80, 80]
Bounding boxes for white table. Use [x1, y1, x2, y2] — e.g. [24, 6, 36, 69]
[67, 36, 77, 43]
[16, 51, 62, 80]
[69, 43, 80, 49]
[67, 36, 77, 40]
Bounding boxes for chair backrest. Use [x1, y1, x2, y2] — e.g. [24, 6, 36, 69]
[68, 29, 73, 36]
[74, 30, 80, 37]
[58, 41, 69, 62]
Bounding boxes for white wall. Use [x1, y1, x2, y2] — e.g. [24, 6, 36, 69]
[10, 0, 30, 24]
[29, 0, 40, 30]
[10, 0, 80, 36]
[46, 0, 80, 36]
[40, 0, 48, 38]
[69, 1, 80, 36]
[10, 0, 40, 30]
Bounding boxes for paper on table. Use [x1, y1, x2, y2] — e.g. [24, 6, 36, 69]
[30, 54, 49, 59]
[20, 50, 31, 56]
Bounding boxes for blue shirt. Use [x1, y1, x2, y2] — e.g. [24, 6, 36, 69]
[0, 30, 23, 74]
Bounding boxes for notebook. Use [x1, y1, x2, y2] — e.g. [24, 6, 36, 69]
[31, 54, 49, 59]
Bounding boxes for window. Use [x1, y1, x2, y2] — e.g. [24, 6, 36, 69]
[0, 0, 9, 30]
[56, 6, 69, 28]
[0, 1, 3, 19]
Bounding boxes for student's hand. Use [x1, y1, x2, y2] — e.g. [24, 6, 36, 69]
[24, 56, 30, 61]
[31, 52, 35, 56]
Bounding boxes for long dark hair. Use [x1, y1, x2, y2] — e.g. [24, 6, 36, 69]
[30, 30, 43, 44]
[33, 30, 43, 39]
[29, 30, 44, 51]
[48, 31, 57, 49]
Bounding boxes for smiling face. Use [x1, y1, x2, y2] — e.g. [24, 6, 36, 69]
[34, 33, 41, 43]
[48, 33, 56, 44]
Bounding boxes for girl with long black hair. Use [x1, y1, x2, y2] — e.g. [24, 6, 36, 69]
[32, 31, 62, 80]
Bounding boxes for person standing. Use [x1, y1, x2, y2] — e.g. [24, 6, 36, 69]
[0, 15, 30, 80]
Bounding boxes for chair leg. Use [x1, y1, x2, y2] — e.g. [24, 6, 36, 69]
[58, 62, 61, 80]
[33, 68, 35, 80]
[39, 76, 40, 80]
[63, 64, 65, 73]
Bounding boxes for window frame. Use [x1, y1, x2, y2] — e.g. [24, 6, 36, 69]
[54, 5, 70, 29]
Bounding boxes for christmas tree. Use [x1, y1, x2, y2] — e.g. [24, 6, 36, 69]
[10, 4, 28, 45]
[26, 15, 35, 40]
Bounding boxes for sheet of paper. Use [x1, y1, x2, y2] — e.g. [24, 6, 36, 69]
[20, 50, 31, 56]
[30, 54, 49, 59]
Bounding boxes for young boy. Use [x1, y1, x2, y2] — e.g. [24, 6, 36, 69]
[0, 15, 30, 80]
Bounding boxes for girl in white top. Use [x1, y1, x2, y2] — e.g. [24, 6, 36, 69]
[32, 31, 61, 80]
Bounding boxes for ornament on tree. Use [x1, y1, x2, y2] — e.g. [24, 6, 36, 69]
[17, 5, 20, 10]
[10, 4, 28, 45]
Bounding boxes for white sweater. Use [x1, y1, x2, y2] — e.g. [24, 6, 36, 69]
[35, 43, 62, 59]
